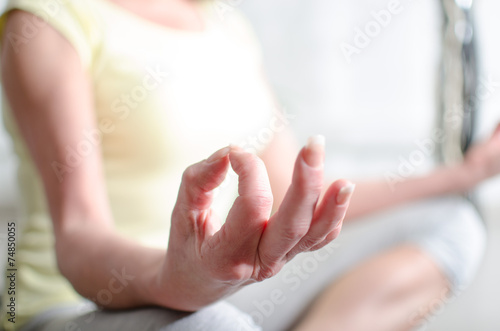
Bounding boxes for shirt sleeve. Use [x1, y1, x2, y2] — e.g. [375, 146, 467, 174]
[0, 0, 102, 69]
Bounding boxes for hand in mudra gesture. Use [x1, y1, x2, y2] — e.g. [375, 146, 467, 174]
[154, 137, 354, 311]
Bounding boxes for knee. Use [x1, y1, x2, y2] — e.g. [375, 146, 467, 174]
[163, 301, 262, 331]
[450, 202, 486, 290]
[420, 197, 487, 292]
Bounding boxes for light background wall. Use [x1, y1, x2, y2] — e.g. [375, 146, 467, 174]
[431, 1, 500, 329]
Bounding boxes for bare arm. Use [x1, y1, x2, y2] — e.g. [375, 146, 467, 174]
[345, 124, 500, 220]
[345, 165, 469, 220]
[2, 10, 163, 308]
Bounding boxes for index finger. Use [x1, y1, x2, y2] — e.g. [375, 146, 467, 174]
[210, 149, 274, 260]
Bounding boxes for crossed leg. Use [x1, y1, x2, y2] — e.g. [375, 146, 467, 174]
[294, 245, 450, 331]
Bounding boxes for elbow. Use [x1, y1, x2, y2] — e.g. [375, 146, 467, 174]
[54, 234, 82, 287]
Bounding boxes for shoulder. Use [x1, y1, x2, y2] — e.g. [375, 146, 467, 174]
[0, 0, 103, 69]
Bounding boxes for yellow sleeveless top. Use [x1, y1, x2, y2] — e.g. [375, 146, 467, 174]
[0, 1, 275, 329]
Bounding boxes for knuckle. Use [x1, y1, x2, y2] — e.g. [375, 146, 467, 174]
[297, 236, 319, 252]
[325, 229, 341, 242]
[254, 252, 285, 282]
[281, 226, 308, 243]
[182, 165, 198, 183]
[213, 265, 251, 284]
[290, 182, 322, 204]
[237, 195, 273, 219]
[251, 194, 274, 210]
[190, 189, 213, 207]
[255, 263, 279, 282]
[294, 170, 323, 192]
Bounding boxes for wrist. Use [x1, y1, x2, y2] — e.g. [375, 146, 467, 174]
[138, 250, 167, 307]
[449, 162, 481, 193]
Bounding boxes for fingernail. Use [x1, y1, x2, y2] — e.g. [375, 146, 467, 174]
[207, 146, 231, 164]
[303, 135, 325, 167]
[336, 182, 355, 206]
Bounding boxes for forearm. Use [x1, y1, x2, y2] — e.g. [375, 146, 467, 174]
[344, 164, 473, 221]
[55, 223, 165, 309]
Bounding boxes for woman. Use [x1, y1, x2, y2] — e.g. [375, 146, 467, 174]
[0, 1, 353, 330]
[0, 0, 499, 330]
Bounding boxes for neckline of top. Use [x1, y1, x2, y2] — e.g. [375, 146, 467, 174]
[96, 0, 214, 35]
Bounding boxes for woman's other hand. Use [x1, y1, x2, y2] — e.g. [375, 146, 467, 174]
[462, 123, 500, 189]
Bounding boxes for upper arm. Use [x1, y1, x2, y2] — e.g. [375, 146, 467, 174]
[1, 10, 113, 236]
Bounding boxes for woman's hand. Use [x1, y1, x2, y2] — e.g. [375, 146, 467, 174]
[461, 123, 500, 189]
[154, 137, 355, 311]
